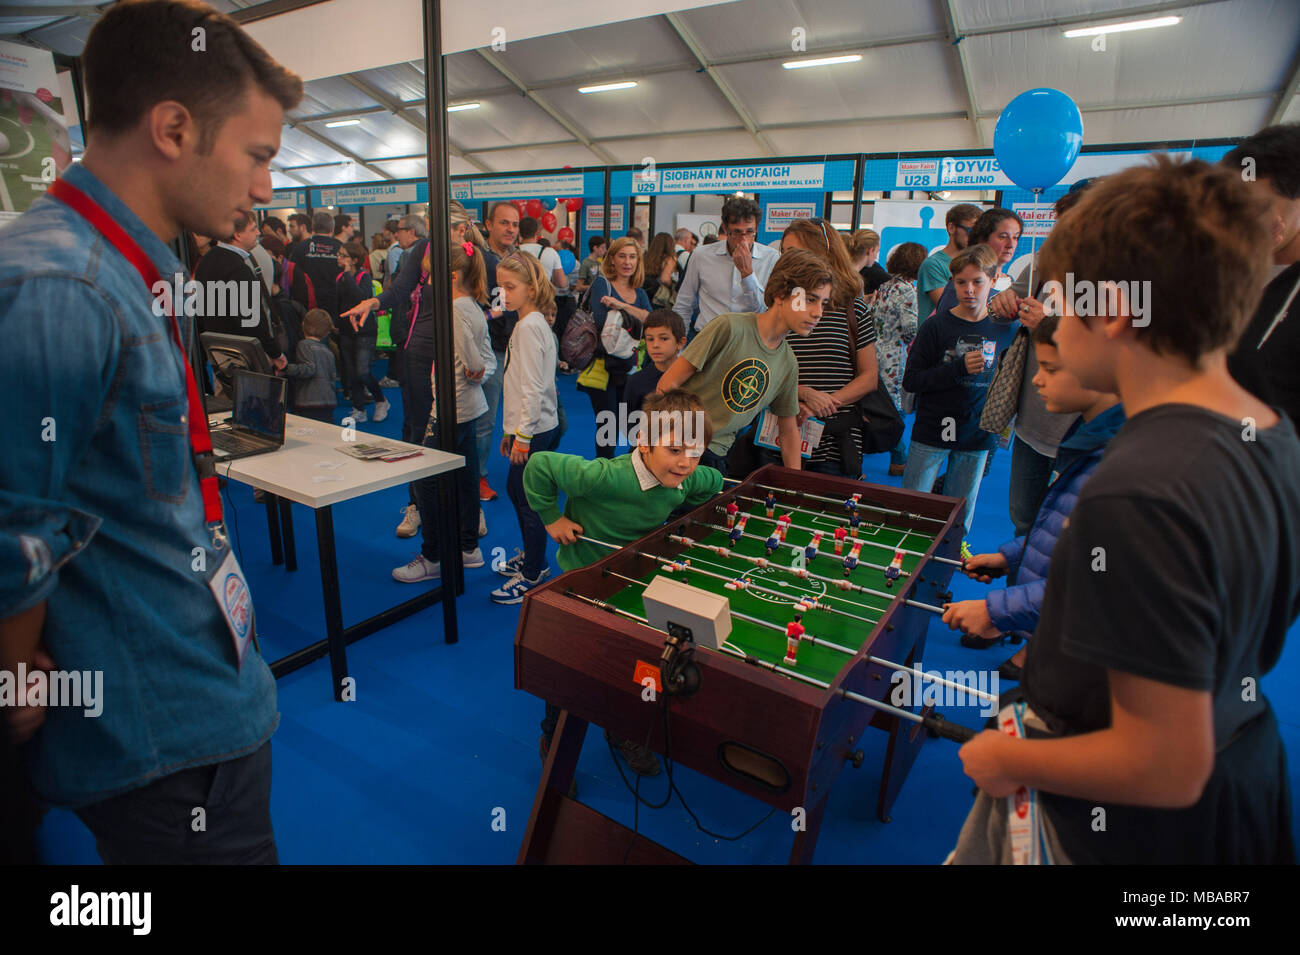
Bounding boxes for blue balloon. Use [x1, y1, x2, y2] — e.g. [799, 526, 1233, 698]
[993, 88, 1084, 192]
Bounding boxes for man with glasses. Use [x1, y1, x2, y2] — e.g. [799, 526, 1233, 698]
[917, 203, 982, 308]
[673, 196, 779, 335]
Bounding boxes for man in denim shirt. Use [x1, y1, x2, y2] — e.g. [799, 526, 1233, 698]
[0, 0, 302, 864]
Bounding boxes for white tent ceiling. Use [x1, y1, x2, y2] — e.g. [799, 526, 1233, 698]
[4, 0, 1298, 190]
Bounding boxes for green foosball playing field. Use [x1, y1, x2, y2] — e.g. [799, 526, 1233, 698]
[601, 490, 943, 687]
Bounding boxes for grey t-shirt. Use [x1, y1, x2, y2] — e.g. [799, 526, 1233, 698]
[1010, 258, 1078, 456]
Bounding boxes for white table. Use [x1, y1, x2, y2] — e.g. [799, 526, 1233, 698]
[210, 412, 465, 700]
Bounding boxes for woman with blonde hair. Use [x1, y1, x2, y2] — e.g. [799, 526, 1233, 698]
[777, 218, 880, 476]
[577, 235, 652, 458]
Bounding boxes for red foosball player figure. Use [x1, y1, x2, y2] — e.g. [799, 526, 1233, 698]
[765, 491, 777, 518]
[848, 510, 862, 537]
[784, 614, 805, 666]
[804, 531, 824, 562]
[884, 549, 905, 588]
[776, 513, 792, 541]
[725, 501, 740, 528]
[729, 514, 748, 547]
[843, 492, 862, 514]
[833, 526, 848, 555]
[842, 541, 862, 577]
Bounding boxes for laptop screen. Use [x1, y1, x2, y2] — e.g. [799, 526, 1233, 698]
[232, 370, 287, 441]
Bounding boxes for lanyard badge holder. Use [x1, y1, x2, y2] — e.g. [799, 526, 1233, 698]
[49, 179, 255, 663]
[999, 699, 1054, 865]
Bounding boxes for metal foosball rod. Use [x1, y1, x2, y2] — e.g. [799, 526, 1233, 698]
[721, 477, 949, 528]
[717, 498, 963, 568]
[564, 588, 976, 744]
[692, 516, 903, 576]
[668, 531, 946, 614]
[598, 544, 883, 627]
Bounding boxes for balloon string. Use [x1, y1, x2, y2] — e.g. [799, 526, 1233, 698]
[1027, 190, 1040, 301]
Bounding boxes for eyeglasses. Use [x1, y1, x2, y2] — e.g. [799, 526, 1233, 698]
[727, 227, 757, 238]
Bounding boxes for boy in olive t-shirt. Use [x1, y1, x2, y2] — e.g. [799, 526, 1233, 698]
[656, 249, 835, 474]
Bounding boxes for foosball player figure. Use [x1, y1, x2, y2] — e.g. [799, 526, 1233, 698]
[842, 541, 862, 577]
[729, 514, 748, 547]
[765, 491, 777, 518]
[804, 530, 824, 563]
[776, 513, 792, 541]
[784, 614, 805, 666]
[725, 500, 740, 528]
[843, 492, 861, 514]
[833, 525, 848, 555]
[848, 510, 862, 537]
[765, 530, 782, 556]
[884, 549, 905, 588]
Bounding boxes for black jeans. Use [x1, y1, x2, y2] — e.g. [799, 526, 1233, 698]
[415, 416, 481, 559]
[506, 425, 561, 579]
[1009, 435, 1056, 537]
[75, 740, 277, 864]
[341, 334, 384, 410]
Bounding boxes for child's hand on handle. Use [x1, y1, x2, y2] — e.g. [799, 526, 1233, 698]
[959, 730, 1020, 797]
[941, 598, 998, 640]
[963, 350, 985, 374]
[962, 551, 1008, 582]
[546, 516, 584, 546]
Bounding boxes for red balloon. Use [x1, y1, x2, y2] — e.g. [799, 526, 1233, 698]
[540, 212, 558, 232]
[510, 199, 526, 216]
[525, 198, 544, 218]
[557, 227, 575, 243]
[565, 197, 583, 213]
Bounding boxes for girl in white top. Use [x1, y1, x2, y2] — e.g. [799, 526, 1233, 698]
[492, 252, 559, 600]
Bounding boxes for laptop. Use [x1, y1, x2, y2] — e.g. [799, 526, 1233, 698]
[209, 369, 287, 460]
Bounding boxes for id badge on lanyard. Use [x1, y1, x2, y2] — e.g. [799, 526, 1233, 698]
[49, 178, 256, 665]
[999, 700, 1054, 865]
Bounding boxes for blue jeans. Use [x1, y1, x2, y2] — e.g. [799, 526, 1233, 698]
[416, 416, 481, 559]
[477, 351, 505, 479]
[75, 741, 277, 864]
[506, 425, 560, 579]
[1009, 435, 1056, 538]
[900, 440, 989, 534]
[342, 334, 384, 410]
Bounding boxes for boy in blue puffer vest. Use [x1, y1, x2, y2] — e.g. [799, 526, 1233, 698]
[939, 312, 1124, 679]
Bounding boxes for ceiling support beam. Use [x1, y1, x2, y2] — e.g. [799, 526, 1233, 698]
[341, 73, 491, 173]
[1267, 39, 1300, 125]
[939, 0, 984, 147]
[663, 12, 775, 157]
[285, 122, 394, 180]
[473, 48, 617, 165]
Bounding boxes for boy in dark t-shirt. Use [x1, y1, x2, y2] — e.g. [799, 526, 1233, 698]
[622, 309, 687, 418]
[289, 212, 342, 320]
[949, 157, 1300, 865]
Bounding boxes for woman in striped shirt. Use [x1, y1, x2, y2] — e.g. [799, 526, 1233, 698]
[776, 218, 879, 476]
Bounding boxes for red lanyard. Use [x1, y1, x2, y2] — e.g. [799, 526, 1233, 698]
[48, 178, 227, 547]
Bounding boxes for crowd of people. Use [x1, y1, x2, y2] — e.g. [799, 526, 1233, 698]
[3, 0, 1298, 868]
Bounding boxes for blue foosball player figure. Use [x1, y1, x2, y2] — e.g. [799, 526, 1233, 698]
[804, 530, 824, 562]
[842, 541, 862, 577]
[849, 511, 862, 537]
[729, 514, 748, 547]
[884, 549, 905, 588]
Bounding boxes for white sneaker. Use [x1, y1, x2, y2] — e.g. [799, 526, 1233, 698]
[393, 554, 440, 583]
[396, 504, 421, 538]
[373, 400, 390, 422]
[349, 407, 367, 423]
[462, 547, 485, 569]
[478, 509, 487, 538]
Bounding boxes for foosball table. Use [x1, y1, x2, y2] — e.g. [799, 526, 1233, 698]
[514, 465, 971, 864]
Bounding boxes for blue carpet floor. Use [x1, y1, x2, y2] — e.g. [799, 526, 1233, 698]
[37, 366, 1300, 864]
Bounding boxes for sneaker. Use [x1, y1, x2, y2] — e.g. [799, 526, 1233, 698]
[888, 462, 905, 477]
[372, 400, 390, 422]
[378, 376, 399, 388]
[608, 733, 661, 777]
[393, 554, 440, 583]
[494, 547, 527, 578]
[478, 509, 487, 538]
[396, 504, 421, 538]
[479, 477, 498, 501]
[349, 407, 367, 423]
[462, 547, 485, 569]
[490, 570, 547, 604]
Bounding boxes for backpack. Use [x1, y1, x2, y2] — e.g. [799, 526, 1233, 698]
[561, 294, 599, 370]
[283, 259, 316, 311]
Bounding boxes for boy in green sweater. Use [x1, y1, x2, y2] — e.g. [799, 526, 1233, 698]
[523, 388, 724, 776]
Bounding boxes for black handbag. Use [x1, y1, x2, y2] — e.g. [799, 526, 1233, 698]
[845, 301, 905, 454]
